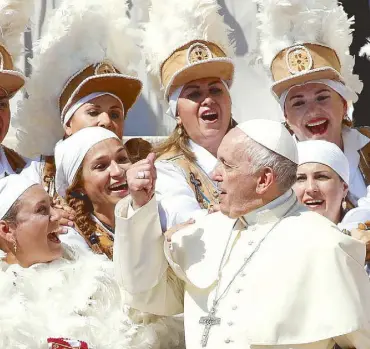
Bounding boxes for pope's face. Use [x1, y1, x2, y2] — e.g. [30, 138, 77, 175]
[213, 129, 260, 219]
[3, 185, 62, 267]
[177, 77, 231, 153]
[293, 162, 348, 224]
[65, 94, 125, 139]
[81, 138, 131, 213]
[0, 92, 11, 144]
[284, 83, 346, 147]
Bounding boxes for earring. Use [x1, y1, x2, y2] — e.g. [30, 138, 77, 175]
[177, 124, 183, 135]
[342, 198, 347, 211]
[13, 240, 17, 254]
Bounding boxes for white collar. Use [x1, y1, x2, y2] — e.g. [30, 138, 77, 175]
[342, 126, 370, 155]
[0, 145, 14, 178]
[242, 189, 297, 226]
[188, 140, 218, 177]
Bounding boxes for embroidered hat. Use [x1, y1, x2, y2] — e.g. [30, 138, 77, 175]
[13, 0, 142, 158]
[237, 119, 298, 163]
[55, 127, 119, 198]
[0, 174, 37, 219]
[0, 0, 34, 97]
[143, 0, 235, 101]
[255, 0, 362, 103]
[297, 140, 349, 184]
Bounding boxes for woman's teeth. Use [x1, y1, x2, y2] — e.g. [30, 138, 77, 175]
[47, 232, 61, 243]
[305, 200, 324, 206]
[306, 120, 326, 127]
[305, 119, 329, 135]
[109, 182, 128, 192]
[201, 112, 218, 121]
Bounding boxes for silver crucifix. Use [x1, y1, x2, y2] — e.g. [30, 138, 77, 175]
[199, 306, 221, 347]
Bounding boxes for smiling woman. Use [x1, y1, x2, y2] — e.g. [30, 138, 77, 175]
[54, 127, 131, 258]
[0, 174, 184, 348]
[256, 0, 370, 208]
[294, 140, 349, 224]
[144, 0, 236, 230]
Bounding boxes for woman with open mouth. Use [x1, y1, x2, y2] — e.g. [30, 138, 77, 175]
[0, 174, 183, 348]
[144, 0, 235, 230]
[256, 0, 370, 208]
[54, 127, 156, 259]
[294, 140, 350, 225]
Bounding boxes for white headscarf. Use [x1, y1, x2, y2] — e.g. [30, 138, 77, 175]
[62, 92, 124, 126]
[0, 175, 38, 219]
[55, 127, 119, 197]
[297, 140, 349, 184]
[279, 79, 356, 119]
[167, 79, 231, 119]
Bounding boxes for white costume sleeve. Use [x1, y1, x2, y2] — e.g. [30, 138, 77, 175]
[155, 160, 208, 231]
[20, 157, 43, 184]
[114, 195, 184, 316]
[59, 227, 91, 252]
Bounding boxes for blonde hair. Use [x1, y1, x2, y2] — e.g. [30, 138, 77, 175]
[154, 119, 237, 161]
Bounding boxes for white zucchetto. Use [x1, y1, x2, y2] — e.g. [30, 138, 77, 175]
[55, 127, 119, 197]
[297, 140, 349, 185]
[0, 174, 37, 219]
[237, 119, 298, 163]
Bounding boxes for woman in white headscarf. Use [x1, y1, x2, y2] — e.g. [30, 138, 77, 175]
[294, 139, 370, 272]
[143, 0, 235, 231]
[0, 174, 184, 348]
[293, 140, 350, 225]
[55, 127, 157, 259]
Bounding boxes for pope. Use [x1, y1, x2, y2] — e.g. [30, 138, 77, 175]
[113, 119, 370, 349]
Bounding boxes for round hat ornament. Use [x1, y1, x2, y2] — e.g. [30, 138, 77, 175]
[187, 42, 213, 64]
[286, 45, 313, 75]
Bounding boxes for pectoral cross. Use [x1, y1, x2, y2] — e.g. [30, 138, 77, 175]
[199, 305, 221, 347]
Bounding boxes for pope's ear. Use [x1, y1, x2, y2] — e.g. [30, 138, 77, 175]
[0, 220, 13, 242]
[256, 167, 274, 195]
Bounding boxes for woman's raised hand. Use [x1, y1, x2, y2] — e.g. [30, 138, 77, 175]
[126, 153, 157, 209]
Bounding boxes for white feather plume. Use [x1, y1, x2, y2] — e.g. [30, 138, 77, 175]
[255, 0, 362, 95]
[13, 0, 141, 158]
[359, 39, 370, 60]
[0, 0, 33, 60]
[143, 0, 235, 88]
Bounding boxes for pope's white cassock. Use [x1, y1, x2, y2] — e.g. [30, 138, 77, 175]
[113, 121, 370, 349]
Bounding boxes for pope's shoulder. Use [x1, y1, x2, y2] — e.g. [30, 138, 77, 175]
[277, 209, 366, 265]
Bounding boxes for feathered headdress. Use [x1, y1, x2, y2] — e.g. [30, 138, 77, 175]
[0, 0, 33, 97]
[13, 0, 142, 158]
[255, 0, 362, 101]
[143, 0, 235, 100]
[359, 39, 370, 60]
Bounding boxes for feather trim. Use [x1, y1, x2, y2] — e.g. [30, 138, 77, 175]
[0, 0, 33, 60]
[12, 0, 141, 157]
[359, 39, 370, 60]
[255, 0, 362, 95]
[0, 245, 185, 349]
[143, 0, 235, 90]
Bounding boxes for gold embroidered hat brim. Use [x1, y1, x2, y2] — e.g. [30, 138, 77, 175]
[271, 67, 342, 99]
[165, 58, 234, 99]
[271, 43, 342, 98]
[59, 68, 142, 119]
[0, 70, 25, 97]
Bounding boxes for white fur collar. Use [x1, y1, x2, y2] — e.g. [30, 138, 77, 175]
[0, 245, 184, 349]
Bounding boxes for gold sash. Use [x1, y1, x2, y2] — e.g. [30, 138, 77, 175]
[158, 150, 219, 210]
